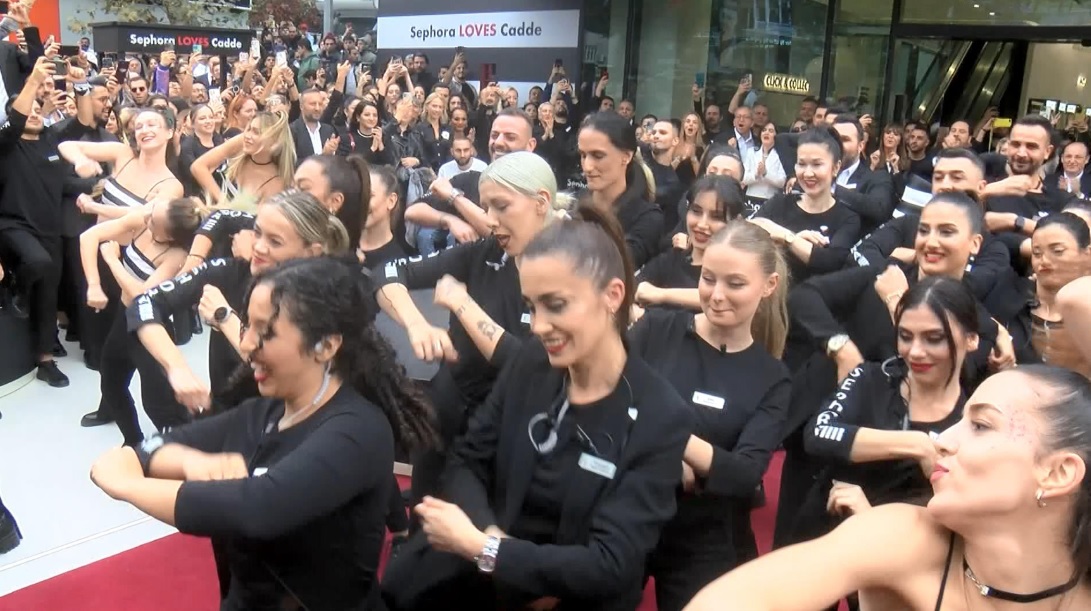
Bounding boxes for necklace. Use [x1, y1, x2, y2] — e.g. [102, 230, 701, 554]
[963, 558, 1080, 603]
[279, 365, 332, 430]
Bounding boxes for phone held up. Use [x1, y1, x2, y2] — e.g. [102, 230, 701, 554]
[480, 63, 497, 91]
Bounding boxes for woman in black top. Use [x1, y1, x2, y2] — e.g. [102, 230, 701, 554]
[1009, 213, 1091, 378]
[634, 175, 745, 313]
[384, 96, 426, 182]
[632, 221, 791, 611]
[349, 101, 396, 167]
[383, 205, 692, 611]
[377, 151, 569, 507]
[799, 277, 974, 546]
[178, 104, 224, 197]
[360, 165, 407, 268]
[415, 92, 451, 171]
[749, 127, 862, 286]
[129, 190, 351, 415]
[92, 256, 438, 611]
[578, 111, 663, 268]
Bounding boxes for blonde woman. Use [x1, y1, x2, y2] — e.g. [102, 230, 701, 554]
[674, 112, 707, 184]
[415, 92, 450, 170]
[190, 111, 295, 207]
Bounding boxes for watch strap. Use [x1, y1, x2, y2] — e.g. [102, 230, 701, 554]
[134, 434, 167, 476]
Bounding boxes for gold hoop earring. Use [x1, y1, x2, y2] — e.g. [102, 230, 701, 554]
[1036, 489, 1047, 508]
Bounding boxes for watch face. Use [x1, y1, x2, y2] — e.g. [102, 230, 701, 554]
[213, 307, 230, 322]
[478, 553, 497, 573]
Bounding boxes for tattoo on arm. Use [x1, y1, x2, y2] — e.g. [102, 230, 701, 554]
[455, 304, 466, 317]
[476, 319, 500, 341]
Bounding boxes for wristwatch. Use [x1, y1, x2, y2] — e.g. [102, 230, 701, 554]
[783, 231, 797, 245]
[1013, 216, 1027, 232]
[826, 334, 850, 357]
[134, 434, 166, 476]
[213, 306, 235, 326]
[475, 535, 501, 573]
[447, 188, 464, 205]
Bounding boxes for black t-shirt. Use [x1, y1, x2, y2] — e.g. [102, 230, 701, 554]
[196, 209, 256, 261]
[361, 238, 406, 271]
[907, 154, 934, 181]
[752, 193, 862, 284]
[168, 384, 393, 611]
[636, 248, 700, 290]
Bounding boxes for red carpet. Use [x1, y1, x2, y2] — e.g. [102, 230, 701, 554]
[0, 454, 786, 610]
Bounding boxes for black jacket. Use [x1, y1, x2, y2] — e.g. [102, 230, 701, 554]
[290, 118, 350, 163]
[835, 160, 896, 234]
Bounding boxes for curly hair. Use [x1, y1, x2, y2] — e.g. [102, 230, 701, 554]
[245, 255, 439, 451]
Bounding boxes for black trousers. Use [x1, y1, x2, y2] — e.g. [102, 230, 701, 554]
[408, 369, 467, 532]
[387, 474, 409, 532]
[57, 234, 84, 340]
[78, 259, 120, 370]
[98, 308, 189, 446]
[0, 229, 62, 358]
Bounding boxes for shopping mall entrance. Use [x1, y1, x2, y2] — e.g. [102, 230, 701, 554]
[887, 24, 1091, 129]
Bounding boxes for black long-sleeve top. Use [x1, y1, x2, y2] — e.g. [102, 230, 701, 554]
[751, 193, 861, 284]
[849, 213, 1014, 304]
[127, 258, 257, 412]
[347, 130, 397, 167]
[788, 263, 999, 388]
[635, 248, 700, 290]
[414, 121, 451, 171]
[378, 237, 531, 403]
[0, 108, 93, 237]
[195, 209, 256, 260]
[628, 310, 788, 563]
[441, 340, 692, 610]
[613, 190, 664, 270]
[803, 359, 963, 506]
[167, 385, 393, 611]
[985, 190, 1072, 272]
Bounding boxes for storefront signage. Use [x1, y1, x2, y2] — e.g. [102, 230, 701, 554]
[763, 73, 811, 95]
[379, 9, 581, 49]
[90, 22, 254, 54]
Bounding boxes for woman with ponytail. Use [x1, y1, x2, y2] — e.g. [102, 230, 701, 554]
[383, 203, 692, 611]
[630, 220, 791, 611]
[92, 256, 438, 611]
[189, 111, 295, 208]
[579, 111, 664, 268]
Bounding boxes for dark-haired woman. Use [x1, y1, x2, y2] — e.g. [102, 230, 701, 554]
[579, 111, 664, 268]
[1009, 213, 1091, 377]
[383, 204, 692, 611]
[92, 256, 438, 611]
[377, 152, 566, 511]
[79, 200, 203, 443]
[777, 193, 1005, 547]
[129, 191, 352, 417]
[633, 222, 791, 611]
[361, 165, 406, 268]
[349, 100, 396, 167]
[634, 175, 743, 314]
[748, 127, 862, 289]
[178, 104, 225, 197]
[798, 277, 974, 547]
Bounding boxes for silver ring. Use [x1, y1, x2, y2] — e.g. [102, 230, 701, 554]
[433, 340, 443, 353]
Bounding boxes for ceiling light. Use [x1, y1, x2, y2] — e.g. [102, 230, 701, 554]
[973, 3, 980, 7]
[989, 11, 995, 15]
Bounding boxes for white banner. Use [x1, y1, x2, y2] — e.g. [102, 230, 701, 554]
[378, 9, 581, 49]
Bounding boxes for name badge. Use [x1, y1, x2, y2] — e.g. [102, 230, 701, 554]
[253, 467, 268, 476]
[47, 155, 60, 162]
[578, 453, 616, 480]
[692, 391, 725, 410]
[520, 312, 531, 325]
[844, 183, 858, 190]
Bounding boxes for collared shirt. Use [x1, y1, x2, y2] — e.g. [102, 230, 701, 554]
[305, 121, 323, 155]
[0, 65, 8, 126]
[1062, 171, 1084, 194]
[837, 158, 862, 188]
[734, 129, 755, 151]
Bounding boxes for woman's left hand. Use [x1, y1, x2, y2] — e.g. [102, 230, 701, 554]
[416, 496, 485, 559]
[198, 285, 230, 327]
[873, 264, 910, 305]
[826, 480, 871, 517]
[989, 323, 1017, 372]
[90, 446, 143, 500]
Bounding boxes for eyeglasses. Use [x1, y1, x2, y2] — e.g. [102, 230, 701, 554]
[131, 86, 147, 93]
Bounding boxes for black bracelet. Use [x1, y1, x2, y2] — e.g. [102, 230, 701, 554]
[134, 435, 166, 476]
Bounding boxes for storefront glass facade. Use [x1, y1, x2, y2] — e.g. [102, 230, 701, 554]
[582, 0, 1091, 125]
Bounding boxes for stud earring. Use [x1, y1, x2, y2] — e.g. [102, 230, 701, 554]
[1036, 489, 1048, 508]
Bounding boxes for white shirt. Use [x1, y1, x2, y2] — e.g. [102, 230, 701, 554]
[0, 65, 8, 127]
[305, 121, 323, 155]
[742, 146, 787, 200]
[438, 157, 487, 179]
[1062, 171, 1084, 194]
[734, 129, 755, 152]
[837, 159, 862, 187]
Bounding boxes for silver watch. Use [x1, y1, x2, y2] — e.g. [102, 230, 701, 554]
[826, 334, 850, 357]
[475, 535, 500, 573]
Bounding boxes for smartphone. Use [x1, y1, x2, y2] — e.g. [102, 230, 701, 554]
[554, 58, 563, 68]
[480, 63, 496, 90]
[101, 56, 115, 70]
[695, 72, 706, 88]
[208, 87, 222, 107]
[58, 45, 81, 57]
[239, 51, 249, 63]
[455, 45, 466, 56]
[600, 67, 608, 80]
[391, 56, 403, 67]
[192, 43, 202, 55]
[742, 72, 753, 87]
[993, 117, 1013, 129]
[275, 50, 287, 67]
[250, 39, 261, 60]
[52, 58, 68, 76]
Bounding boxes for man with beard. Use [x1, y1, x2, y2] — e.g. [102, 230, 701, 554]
[904, 123, 934, 181]
[642, 120, 684, 232]
[831, 115, 895, 233]
[406, 108, 537, 250]
[0, 57, 96, 388]
[290, 86, 349, 163]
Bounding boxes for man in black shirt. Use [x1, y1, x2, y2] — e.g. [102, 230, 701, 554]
[0, 56, 95, 387]
[642, 120, 684, 232]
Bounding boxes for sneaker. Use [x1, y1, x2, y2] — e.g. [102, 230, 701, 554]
[52, 340, 68, 358]
[36, 360, 70, 388]
[81, 409, 114, 427]
[0, 510, 21, 555]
